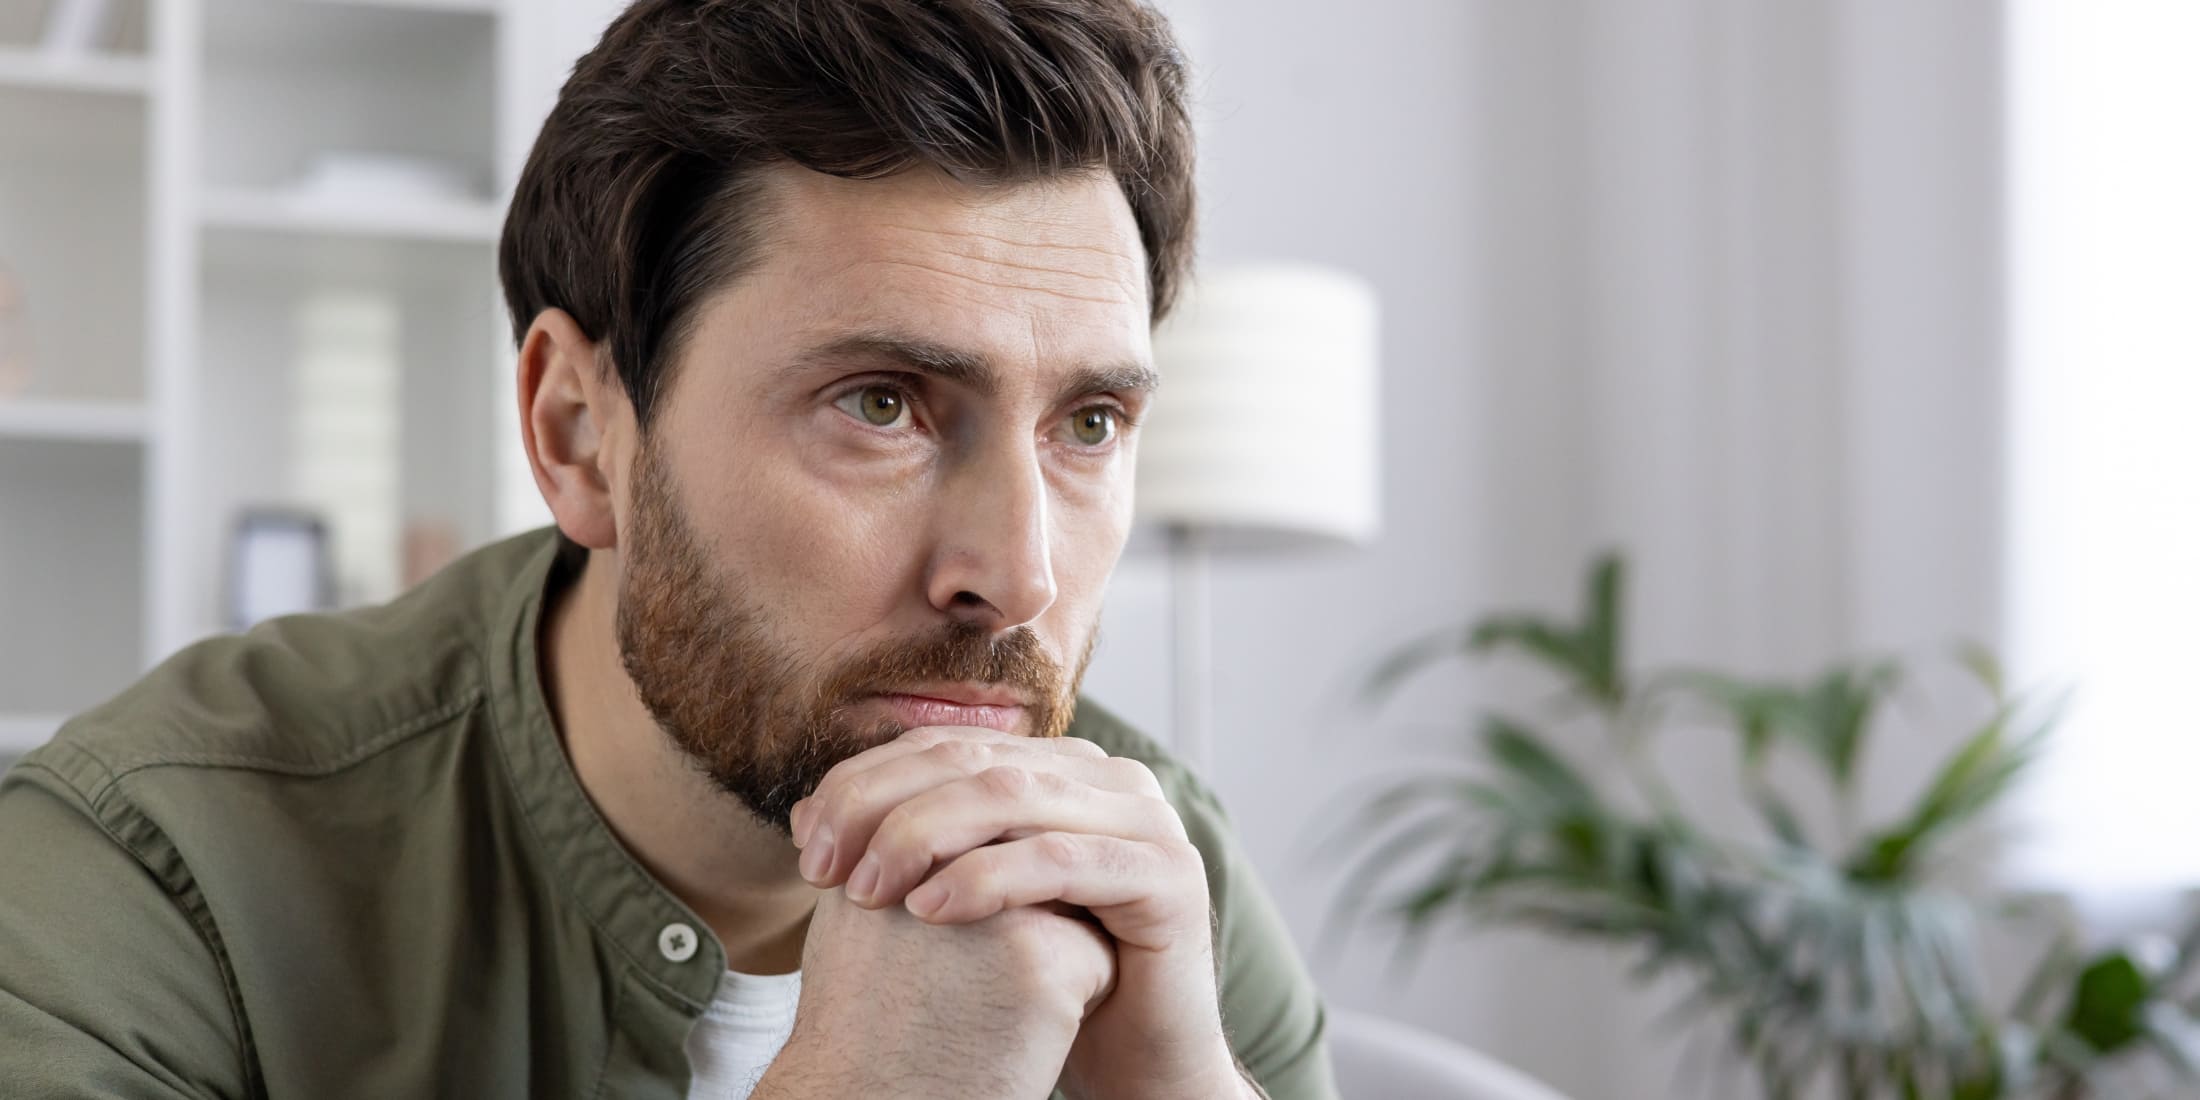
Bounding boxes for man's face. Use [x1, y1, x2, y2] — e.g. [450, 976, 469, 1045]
[615, 165, 1154, 832]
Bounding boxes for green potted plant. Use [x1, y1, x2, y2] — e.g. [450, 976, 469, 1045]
[1332, 555, 2200, 1099]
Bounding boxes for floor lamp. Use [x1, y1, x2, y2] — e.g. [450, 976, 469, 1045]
[1135, 263, 1382, 775]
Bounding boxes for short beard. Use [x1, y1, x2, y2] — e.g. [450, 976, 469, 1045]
[615, 434, 1088, 834]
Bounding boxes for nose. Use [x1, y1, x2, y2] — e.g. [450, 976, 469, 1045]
[925, 447, 1057, 631]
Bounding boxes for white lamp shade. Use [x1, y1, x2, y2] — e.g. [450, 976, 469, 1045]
[1135, 263, 1381, 549]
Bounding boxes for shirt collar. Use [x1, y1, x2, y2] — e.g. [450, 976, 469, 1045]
[486, 530, 727, 1011]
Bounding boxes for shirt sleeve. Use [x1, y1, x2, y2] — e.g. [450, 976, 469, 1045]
[0, 762, 251, 1100]
[1173, 775, 1341, 1100]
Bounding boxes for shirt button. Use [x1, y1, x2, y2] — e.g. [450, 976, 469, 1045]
[658, 922, 698, 963]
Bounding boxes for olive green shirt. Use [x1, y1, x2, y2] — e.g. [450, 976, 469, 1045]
[0, 529, 1336, 1099]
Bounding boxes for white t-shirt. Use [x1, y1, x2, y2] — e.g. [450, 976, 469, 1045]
[682, 968, 803, 1100]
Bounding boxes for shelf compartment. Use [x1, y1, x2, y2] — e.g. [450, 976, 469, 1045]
[182, 253, 506, 640]
[0, 81, 147, 406]
[0, 437, 144, 718]
[201, 0, 497, 203]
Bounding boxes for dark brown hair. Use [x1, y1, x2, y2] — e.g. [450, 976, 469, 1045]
[497, 0, 1197, 428]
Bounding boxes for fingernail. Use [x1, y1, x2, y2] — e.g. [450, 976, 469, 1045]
[847, 853, 880, 904]
[907, 880, 949, 919]
[800, 824, 834, 883]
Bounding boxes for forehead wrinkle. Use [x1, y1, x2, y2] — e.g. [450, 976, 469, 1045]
[881, 219, 1142, 263]
[867, 257, 1136, 308]
[933, 246, 1137, 290]
[870, 221, 1144, 302]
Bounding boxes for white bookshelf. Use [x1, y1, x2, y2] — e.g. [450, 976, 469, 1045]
[201, 187, 505, 244]
[0, 43, 150, 93]
[303, 0, 502, 13]
[0, 0, 572, 749]
[0, 399, 148, 443]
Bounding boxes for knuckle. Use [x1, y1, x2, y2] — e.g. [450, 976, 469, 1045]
[829, 772, 877, 819]
[1139, 797, 1191, 842]
[957, 852, 1014, 906]
[1105, 757, 1165, 797]
[871, 803, 919, 853]
[1034, 831, 1084, 871]
[928, 738, 992, 772]
[976, 764, 1035, 801]
[991, 904, 1046, 936]
[903, 726, 956, 750]
[1164, 838, 1208, 880]
[1057, 736, 1108, 760]
[990, 904, 1056, 952]
[811, 759, 859, 795]
[989, 907, 1105, 1002]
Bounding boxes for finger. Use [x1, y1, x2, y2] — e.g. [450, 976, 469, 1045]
[791, 727, 1108, 844]
[848, 767, 1187, 908]
[798, 741, 1158, 888]
[904, 832, 1208, 950]
[798, 747, 1132, 889]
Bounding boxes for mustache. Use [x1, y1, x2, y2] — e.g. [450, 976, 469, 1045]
[815, 622, 1063, 716]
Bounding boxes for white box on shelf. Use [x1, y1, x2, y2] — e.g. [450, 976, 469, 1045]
[201, 185, 504, 244]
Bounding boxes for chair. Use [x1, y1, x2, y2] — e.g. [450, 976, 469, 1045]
[1326, 1009, 1575, 1100]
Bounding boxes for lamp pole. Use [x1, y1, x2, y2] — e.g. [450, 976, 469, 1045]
[1168, 522, 1213, 775]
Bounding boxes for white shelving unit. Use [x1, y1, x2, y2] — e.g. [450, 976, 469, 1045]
[1, 0, 572, 765]
[201, 186, 505, 243]
[0, 399, 149, 443]
[0, 42, 151, 93]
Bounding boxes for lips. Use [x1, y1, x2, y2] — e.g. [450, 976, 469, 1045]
[869, 687, 1030, 733]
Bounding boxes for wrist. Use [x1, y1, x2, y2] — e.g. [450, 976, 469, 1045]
[1065, 1039, 1253, 1100]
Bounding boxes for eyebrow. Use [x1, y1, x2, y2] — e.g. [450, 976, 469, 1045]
[786, 331, 1160, 406]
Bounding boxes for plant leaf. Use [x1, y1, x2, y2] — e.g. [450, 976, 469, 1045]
[1579, 553, 1627, 706]
[1360, 624, 1479, 706]
[1469, 617, 1593, 690]
[1480, 716, 1599, 815]
[1955, 640, 2006, 702]
[1803, 661, 1900, 793]
[2064, 951, 2152, 1054]
[1846, 705, 2044, 883]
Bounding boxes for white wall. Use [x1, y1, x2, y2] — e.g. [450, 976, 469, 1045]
[1082, 2, 2007, 1098]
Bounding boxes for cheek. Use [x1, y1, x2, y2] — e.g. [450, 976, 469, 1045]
[681, 434, 924, 625]
[1044, 471, 1133, 621]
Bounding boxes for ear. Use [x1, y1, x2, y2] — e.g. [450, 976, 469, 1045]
[516, 309, 632, 551]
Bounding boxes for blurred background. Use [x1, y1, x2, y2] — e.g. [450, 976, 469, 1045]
[2, 1, 2194, 1097]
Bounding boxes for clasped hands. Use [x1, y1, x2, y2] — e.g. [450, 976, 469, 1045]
[785, 725, 1253, 1100]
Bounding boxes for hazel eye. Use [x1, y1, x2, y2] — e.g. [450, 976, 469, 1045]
[836, 385, 912, 428]
[1068, 406, 1116, 447]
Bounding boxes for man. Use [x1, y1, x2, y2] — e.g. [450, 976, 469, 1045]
[0, 1, 1337, 1096]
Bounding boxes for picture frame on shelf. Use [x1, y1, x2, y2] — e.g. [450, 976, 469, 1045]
[226, 509, 335, 631]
